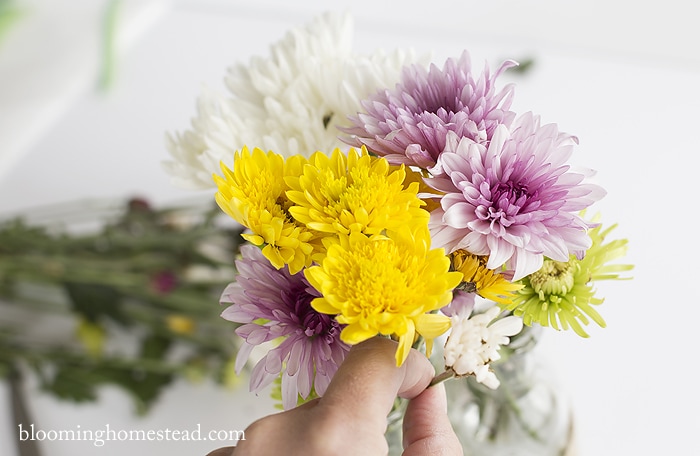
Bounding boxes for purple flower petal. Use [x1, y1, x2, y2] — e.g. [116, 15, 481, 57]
[220, 244, 350, 409]
[341, 51, 516, 169]
[427, 115, 604, 280]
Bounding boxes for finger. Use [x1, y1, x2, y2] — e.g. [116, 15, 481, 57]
[205, 446, 235, 456]
[402, 382, 463, 455]
[318, 337, 434, 431]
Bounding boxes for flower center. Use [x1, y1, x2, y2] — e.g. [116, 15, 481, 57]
[275, 196, 297, 223]
[493, 181, 529, 205]
[528, 259, 576, 296]
[475, 181, 530, 229]
[293, 291, 341, 341]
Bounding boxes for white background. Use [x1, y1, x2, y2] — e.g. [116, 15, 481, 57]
[1, 0, 699, 454]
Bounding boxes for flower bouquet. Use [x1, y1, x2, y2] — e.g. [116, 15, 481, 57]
[164, 12, 632, 454]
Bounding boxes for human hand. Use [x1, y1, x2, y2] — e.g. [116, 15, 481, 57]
[206, 336, 462, 455]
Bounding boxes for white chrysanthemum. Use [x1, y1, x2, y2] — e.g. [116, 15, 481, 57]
[443, 305, 523, 389]
[164, 12, 426, 189]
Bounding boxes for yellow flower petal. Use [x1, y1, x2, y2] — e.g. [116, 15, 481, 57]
[310, 296, 339, 315]
[306, 225, 458, 364]
[284, 146, 429, 242]
[341, 323, 379, 345]
[395, 320, 416, 366]
[213, 147, 317, 271]
[451, 250, 522, 305]
[415, 313, 451, 339]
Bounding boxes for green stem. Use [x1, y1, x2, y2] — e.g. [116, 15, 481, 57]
[2, 342, 188, 376]
[98, 0, 121, 90]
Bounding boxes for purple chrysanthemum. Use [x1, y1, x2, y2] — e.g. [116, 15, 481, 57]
[220, 244, 349, 410]
[341, 51, 517, 170]
[427, 113, 606, 281]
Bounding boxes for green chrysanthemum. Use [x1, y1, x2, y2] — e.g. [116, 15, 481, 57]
[501, 220, 632, 337]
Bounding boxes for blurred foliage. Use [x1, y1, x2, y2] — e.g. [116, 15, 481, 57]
[0, 0, 24, 46]
[99, 0, 121, 90]
[0, 197, 245, 415]
[505, 57, 535, 75]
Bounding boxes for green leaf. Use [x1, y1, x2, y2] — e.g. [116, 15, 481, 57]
[140, 332, 171, 359]
[63, 281, 130, 325]
[41, 366, 99, 402]
[506, 57, 535, 75]
[97, 365, 173, 415]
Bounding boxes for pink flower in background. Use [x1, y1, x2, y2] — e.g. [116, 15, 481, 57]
[427, 113, 606, 280]
[150, 270, 178, 295]
[341, 51, 517, 170]
[220, 244, 349, 410]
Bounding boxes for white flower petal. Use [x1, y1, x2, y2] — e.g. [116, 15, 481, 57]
[443, 305, 522, 388]
[164, 13, 423, 189]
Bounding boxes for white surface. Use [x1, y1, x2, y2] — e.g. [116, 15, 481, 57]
[0, 0, 168, 182]
[1, 1, 699, 455]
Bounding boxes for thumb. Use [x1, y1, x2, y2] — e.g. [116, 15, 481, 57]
[318, 337, 434, 433]
[402, 382, 463, 455]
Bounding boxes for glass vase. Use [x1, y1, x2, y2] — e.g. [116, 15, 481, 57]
[386, 326, 575, 456]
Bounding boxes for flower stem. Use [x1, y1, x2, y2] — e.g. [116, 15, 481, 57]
[429, 369, 456, 387]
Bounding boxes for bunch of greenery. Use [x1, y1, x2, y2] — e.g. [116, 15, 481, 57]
[0, 197, 244, 414]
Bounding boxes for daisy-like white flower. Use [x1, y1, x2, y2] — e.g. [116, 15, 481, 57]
[164, 12, 423, 189]
[341, 51, 517, 170]
[442, 305, 523, 389]
[305, 227, 463, 366]
[213, 147, 317, 274]
[221, 244, 350, 410]
[427, 114, 606, 280]
[285, 147, 429, 243]
[502, 219, 632, 337]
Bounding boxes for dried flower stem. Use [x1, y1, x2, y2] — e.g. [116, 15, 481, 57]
[430, 368, 456, 387]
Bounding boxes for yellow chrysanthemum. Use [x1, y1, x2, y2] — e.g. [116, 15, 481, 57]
[213, 146, 316, 274]
[304, 227, 462, 366]
[451, 250, 523, 305]
[285, 147, 429, 247]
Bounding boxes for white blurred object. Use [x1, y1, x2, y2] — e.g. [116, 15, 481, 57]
[0, 0, 169, 180]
